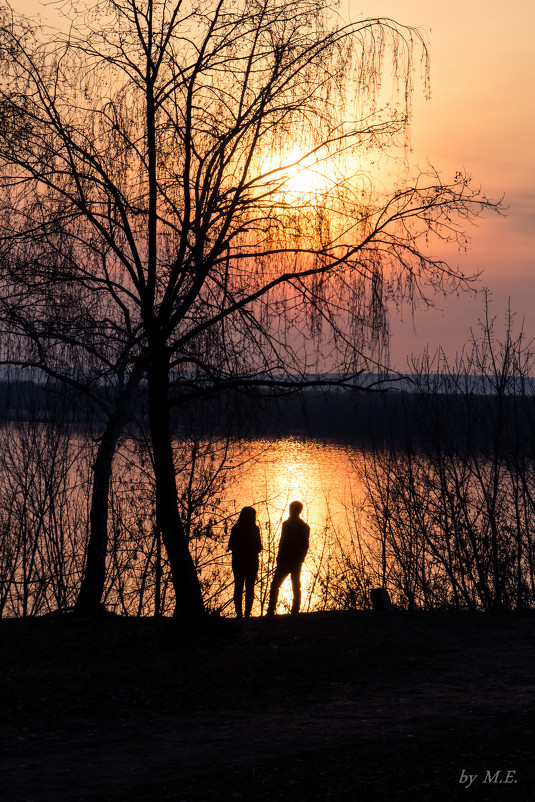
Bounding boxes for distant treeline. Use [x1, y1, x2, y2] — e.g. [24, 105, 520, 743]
[208, 388, 535, 452]
[0, 380, 100, 425]
[2, 378, 535, 453]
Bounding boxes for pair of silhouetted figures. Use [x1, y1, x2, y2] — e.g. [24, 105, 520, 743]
[227, 501, 310, 618]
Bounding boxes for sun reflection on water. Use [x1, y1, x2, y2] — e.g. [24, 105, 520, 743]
[226, 437, 365, 615]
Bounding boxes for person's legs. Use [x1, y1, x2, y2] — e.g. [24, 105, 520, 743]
[233, 570, 245, 618]
[244, 570, 257, 617]
[290, 566, 302, 614]
[267, 566, 288, 615]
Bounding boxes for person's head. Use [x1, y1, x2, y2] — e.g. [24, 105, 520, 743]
[237, 506, 256, 526]
[289, 500, 303, 517]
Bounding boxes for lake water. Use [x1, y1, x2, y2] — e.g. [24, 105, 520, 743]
[3, 408, 533, 616]
[0, 423, 370, 617]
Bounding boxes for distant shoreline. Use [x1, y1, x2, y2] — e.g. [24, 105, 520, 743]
[2, 379, 535, 452]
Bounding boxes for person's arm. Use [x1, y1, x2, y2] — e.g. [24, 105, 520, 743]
[300, 524, 310, 562]
[277, 520, 289, 561]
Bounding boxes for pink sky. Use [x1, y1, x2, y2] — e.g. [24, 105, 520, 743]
[353, 1, 535, 368]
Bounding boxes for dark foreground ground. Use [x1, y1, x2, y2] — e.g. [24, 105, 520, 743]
[2, 610, 534, 801]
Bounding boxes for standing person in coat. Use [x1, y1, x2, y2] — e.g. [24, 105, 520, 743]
[227, 506, 262, 618]
[267, 500, 310, 616]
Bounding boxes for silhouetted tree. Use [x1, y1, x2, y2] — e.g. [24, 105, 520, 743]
[354, 300, 535, 610]
[0, 250, 147, 615]
[0, 0, 498, 617]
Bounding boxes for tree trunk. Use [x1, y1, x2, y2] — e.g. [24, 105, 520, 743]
[74, 419, 120, 616]
[74, 367, 143, 616]
[147, 350, 205, 619]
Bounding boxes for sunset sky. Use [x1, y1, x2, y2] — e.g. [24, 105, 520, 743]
[356, 0, 535, 368]
[15, 0, 535, 371]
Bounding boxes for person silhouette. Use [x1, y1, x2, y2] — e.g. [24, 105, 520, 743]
[267, 500, 310, 616]
[227, 506, 262, 618]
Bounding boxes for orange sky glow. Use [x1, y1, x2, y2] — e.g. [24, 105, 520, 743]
[14, 0, 535, 370]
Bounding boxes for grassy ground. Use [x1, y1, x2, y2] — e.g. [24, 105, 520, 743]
[2, 609, 535, 801]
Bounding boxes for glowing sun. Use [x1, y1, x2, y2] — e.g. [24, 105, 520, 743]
[261, 145, 338, 200]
